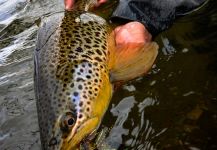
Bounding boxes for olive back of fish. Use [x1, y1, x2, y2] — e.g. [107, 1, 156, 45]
[34, 1, 111, 149]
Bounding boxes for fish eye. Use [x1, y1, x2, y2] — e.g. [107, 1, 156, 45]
[60, 112, 76, 132]
[65, 116, 75, 127]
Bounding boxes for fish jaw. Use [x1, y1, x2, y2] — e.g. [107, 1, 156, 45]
[61, 117, 99, 149]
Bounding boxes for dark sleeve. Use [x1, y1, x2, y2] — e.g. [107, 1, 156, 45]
[111, 0, 207, 35]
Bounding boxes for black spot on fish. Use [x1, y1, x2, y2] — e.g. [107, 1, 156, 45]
[73, 30, 78, 34]
[75, 34, 81, 38]
[95, 32, 100, 36]
[74, 92, 78, 97]
[74, 26, 80, 30]
[77, 78, 85, 82]
[86, 75, 91, 79]
[94, 40, 100, 44]
[87, 51, 94, 55]
[71, 69, 75, 73]
[66, 33, 72, 38]
[60, 54, 65, 57]
[95, 57, 103, 62]
[70, 83, 74, 88]
[81, 55, 92, 60]
[75, 38, 82, 42]
[71, 40, 77, 44]
[79, 101, 83, 107]
[84, 38, 91, 43]
[86, 27, 91, 31]
[96, 49, 102, 55]
[75, 47, 83, 52]
[60, 50, 66, 53]
[96, 27, 101, 31]
[88, 22, 94, 25]
[68, 55, 76, 59]
[78, 85, 83, 90]
[93, 44, 99, 48]
[88, 63, 92, 67]
[84, 45, 91, 49]
[93, 62, 98, 66]
[102, 45, 106, 49]
[83, 95, 87, 99]
[86, 31, 91, 35]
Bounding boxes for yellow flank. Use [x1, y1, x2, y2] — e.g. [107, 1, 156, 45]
[91, 69, 112, 117]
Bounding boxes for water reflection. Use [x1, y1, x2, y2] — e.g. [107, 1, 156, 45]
[106, 96, 136, 149]
[125, 97, 164, 150]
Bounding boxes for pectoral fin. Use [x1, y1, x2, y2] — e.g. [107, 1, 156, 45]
[109, 36, 159, 82]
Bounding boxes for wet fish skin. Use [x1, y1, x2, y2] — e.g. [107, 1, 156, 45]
[34, 0, 112, 149]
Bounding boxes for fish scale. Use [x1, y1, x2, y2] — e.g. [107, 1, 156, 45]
[35, 5, 112, 149]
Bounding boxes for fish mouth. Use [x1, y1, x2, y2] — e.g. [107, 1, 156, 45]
[62, 117, 99, 150]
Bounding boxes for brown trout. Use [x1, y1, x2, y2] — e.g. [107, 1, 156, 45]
[34, 0, 158, 149]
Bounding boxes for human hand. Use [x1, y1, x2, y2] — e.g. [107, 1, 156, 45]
[114, 21, 152, 48]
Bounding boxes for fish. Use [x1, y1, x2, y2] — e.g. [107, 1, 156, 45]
[34, 0, 158, 149]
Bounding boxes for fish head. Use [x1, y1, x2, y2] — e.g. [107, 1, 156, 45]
[46, 106, 99, 150]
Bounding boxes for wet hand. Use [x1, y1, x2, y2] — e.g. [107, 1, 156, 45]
[114, 21, 152, 48]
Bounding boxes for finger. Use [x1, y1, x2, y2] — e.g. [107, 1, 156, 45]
[64, 0, 74, 11]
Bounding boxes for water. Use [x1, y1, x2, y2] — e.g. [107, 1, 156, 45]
[0, 0, 216, 149]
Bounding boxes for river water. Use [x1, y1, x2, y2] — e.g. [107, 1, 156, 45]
[0, 0, 216, 150]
